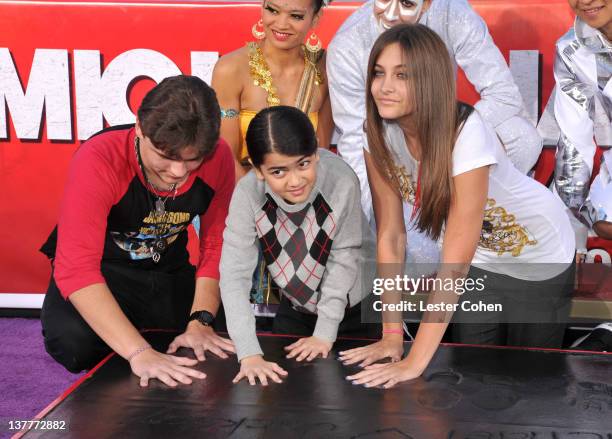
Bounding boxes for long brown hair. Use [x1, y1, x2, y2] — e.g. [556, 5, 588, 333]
[365, 24, 473, 240]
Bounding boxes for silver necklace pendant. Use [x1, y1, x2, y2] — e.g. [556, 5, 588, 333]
[151, 239, 167, 263]
[155, 198, 166, 216]
[153, 239, 167, 253]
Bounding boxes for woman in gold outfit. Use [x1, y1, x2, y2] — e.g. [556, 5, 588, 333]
[212, 0, 332, 180]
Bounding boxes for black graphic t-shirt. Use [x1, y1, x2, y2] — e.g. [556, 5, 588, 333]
[46, 126, 234, 298]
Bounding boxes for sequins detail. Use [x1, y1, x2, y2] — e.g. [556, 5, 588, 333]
[220, 108, 238, 119]
[388, 164, 416, 203]
[248, 42, 280, 107]
[554, 133, 591, 220]
[479, 199, 537, 257]
[581, 152, 612, 225]
[247, 42, 323, 108]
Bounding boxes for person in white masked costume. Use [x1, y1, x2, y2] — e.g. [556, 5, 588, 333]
[327, 0, 542, 265]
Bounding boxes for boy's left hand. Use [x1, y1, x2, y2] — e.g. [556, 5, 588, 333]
[167, 322, 235, 361]
[284, 336, 332, 362]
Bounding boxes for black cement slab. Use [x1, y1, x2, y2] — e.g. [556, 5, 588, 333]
[23, 332, 612, 438]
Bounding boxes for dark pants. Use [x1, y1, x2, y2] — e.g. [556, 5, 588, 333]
[41, 262, 197, 373]
[452, 262, 575, 349]
[273, 296, 380, 340]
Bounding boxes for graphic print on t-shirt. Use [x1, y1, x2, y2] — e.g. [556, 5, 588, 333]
[389, 163, 416, 203]
[479, 198, 537, 257]
[110, 209, 191, 260]
[388, 161, 538, 258]
[255, 193, 337, 312]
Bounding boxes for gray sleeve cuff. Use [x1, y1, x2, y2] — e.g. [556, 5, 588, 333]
[234, 332, 264, 362]
[313, 316, 342, 343]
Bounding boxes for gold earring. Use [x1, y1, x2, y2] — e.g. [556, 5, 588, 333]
[252, 19, 265, 40]
[305, 32, 322, 53]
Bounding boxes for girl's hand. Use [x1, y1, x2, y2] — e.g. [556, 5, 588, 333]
[346, 358, 424, 389]
[233, 355, 288, 386]
[338, 335, 404, 367]
[284, 336, 333, 362]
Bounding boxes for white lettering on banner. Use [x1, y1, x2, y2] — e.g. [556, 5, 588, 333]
[98, 49, 181, 132]
[0, 48, 219, 140]
[75, 49, 182, 139]
[74, 50, 103, 140]
[0, 48, 71, 140]
[510, 50, 539, 126]
[1, 48, 609, 145]
[191, 52, 219, 87]
[585, 248, 612, 264]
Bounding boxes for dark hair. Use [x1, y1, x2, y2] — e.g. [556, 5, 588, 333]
[246, 106, 318, 167]
[365, 24, 473, 240]
[312, 0, 327, 14]
[262, 0, 327, 16]
[137, 75, 221, 159]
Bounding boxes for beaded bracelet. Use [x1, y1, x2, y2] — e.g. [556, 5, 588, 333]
[127, 345, 152, 362]
[382, 329, 403, 335]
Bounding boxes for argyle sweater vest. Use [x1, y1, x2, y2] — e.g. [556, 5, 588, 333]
[256, 193, 337, 313]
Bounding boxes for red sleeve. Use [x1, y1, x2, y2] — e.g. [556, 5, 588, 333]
[196, 139, 235, 279]
[54, 138, 122, 299]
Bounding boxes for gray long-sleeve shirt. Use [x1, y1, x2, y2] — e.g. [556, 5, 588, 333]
[220, 149, 374, 361]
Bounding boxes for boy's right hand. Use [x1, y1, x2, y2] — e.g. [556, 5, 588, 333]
[233, 355, 288, 386]
[130, 348, 207, 387]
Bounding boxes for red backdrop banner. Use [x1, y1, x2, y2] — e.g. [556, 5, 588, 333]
[2, 0, 601, 296]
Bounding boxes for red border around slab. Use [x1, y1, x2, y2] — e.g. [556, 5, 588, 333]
[12, 352, 114, 439]
[14, 329, 612, 438]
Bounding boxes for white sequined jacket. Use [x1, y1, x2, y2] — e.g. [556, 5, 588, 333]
[553, 17, 612, 227]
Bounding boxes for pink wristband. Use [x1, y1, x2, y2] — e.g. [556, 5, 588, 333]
[383, 329, 403, 335]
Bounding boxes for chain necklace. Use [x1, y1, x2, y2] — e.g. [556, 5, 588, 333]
[134, 137, 177, 262]
[150, 183, 177, 217]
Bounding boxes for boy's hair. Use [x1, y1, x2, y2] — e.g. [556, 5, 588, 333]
[246, 106, 318, 167]
[137, 75, 221, 158]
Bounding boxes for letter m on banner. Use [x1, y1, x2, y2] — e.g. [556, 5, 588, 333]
[0, 48, 71, 140]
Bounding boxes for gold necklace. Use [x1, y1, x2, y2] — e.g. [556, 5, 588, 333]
[247, 42, 322, 107]
[248, 42, 280, 107]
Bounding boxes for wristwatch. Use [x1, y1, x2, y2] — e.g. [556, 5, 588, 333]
[189, 310, 215, 327]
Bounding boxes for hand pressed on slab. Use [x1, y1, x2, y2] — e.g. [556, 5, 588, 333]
[130, 348, 206, 387]
[284, 336, 333, 362]
[346, 357, 425, 389]
[167, 322, 235, 361]
[338, 334, 404, 367]
[233, 355, 288, 386]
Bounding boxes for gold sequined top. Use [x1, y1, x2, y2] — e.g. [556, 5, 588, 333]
[247, 42, 323, 108]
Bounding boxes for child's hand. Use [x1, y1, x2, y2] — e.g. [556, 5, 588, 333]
[284, 336, 333, 362]
[233, 355, 288, 386]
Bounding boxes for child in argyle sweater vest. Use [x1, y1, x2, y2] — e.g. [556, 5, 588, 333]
[220, 106, 378, 386]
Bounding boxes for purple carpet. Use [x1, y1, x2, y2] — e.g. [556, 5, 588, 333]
[0, 318, 85, 439]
